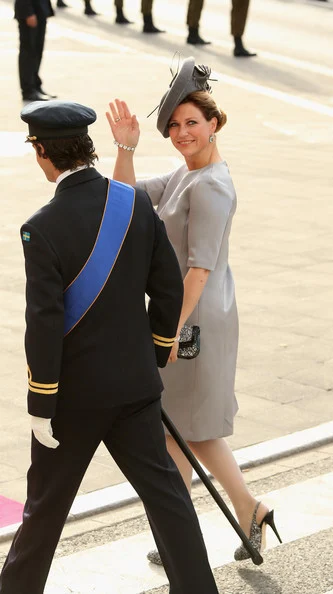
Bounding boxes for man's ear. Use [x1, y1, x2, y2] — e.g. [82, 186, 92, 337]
[34, 142, 48, 159]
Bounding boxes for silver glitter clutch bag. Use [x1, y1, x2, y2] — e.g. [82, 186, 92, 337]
[177, 325, 200, 360]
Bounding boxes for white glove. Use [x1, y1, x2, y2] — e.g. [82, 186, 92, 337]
[31, 416, 60, 449]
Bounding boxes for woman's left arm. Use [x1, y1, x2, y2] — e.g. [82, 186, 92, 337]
[169, 176, 234, 363]
[168, 267, 210, 362]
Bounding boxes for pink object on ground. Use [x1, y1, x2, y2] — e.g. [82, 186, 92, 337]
[0, 496, 24, 527]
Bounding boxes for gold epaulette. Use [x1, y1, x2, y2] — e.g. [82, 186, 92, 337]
[28, 366, 58, 395]
[152, 333, 176, 347]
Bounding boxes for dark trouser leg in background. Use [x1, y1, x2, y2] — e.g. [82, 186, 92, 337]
[104, 397, 219, 594]
[18, 19, 46, 98]
[84, 0, 98, 16]
[141, 0, 165, 33]
[34, 19, 46, 92]
[186, 0, 211, 45]
[231, 0, 256, 56]
[114, 0, 132, 24]
[0, 410, 103, 594]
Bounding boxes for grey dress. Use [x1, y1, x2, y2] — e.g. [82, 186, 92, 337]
[137, 161, 239, 441]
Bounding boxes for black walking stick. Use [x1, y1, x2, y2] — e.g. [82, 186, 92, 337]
[161, 408, 264, 566]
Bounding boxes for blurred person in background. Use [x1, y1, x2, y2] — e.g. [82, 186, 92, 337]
[15, 0, 57, 102]
[114, 0, 164, 32]
[56, 0, 99, 16]
[231, 0, 256, 57]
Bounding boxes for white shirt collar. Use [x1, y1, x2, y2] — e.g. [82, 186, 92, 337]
[56, 165, 88, 186]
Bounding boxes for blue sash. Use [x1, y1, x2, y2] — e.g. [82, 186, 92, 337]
[63, 179, 135, 336]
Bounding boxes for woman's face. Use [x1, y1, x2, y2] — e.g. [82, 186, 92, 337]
[167, 102, 216, 161]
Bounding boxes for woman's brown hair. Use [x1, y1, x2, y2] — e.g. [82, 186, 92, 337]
[179, 91, 227, 132]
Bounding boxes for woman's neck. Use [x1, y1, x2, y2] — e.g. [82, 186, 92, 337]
[185, 147, 222, 171]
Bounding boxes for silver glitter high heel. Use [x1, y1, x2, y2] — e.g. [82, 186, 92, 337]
[234, 501, 282, 561]
[147, 549, 163, 566]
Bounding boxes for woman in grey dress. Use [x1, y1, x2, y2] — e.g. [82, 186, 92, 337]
[106, 58, 281, 563]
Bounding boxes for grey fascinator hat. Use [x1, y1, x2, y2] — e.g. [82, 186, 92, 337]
[156, 56, 213, 138]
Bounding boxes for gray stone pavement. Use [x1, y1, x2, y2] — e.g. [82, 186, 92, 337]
[0, 0, 332, 510]
[1, 442, 332, 593]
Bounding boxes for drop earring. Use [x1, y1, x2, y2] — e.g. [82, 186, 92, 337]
[209, 134, 214, 143]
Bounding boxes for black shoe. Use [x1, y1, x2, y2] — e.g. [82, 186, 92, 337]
[234, 502, 282, 562]
[84, 2, 98, 16]
[57, 0, 68, 7]
[233, 36, 256, 57]
[115, 8, 133, 24]
[37, 88, 58, 99]
[115, 14, 132, 23]
[22, 91, 50, 102]
[187, 27, 211, 45]
[143, 13, 165, 33]
[143, 23, 165, 33]
[233, 46, 257, 57]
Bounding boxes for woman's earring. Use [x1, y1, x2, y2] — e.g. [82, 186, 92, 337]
[209, 134, 215, 143]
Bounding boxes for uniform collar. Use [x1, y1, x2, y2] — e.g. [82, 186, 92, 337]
[54, 167, 103, 194]
[56, 165, 87, 186]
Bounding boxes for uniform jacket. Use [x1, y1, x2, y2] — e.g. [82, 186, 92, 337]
[20, 168, 183, 418]
[14, 0, 54, 20]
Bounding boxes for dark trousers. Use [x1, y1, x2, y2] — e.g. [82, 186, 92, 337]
[18, 19, 46, 98]
[187, 0, 204, 28]
[231, 0, 250, 37]
[0, 397, 218, 594]
[114, 0, 153, 14]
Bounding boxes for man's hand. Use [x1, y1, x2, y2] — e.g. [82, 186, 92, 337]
[31, 416, 59, 448]
[26, 15, 38, 27]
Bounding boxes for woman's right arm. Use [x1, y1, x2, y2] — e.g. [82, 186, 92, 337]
[106, 99, 139, 186]
[113, 148, 136, 186]
[106, 99, 174, 206]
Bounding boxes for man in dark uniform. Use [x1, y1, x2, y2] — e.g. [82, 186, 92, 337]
[114, 0, 164, 32]
[14, 0, 56, 101]
[56, 0, 99, 17]
[0, 100, 218, 594]
[231, 0, 256, 57]
[186, 0, 211, 45]
[185, 0, 256, 55]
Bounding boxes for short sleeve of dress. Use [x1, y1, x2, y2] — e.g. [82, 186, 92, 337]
[187, 176, 234, 271]
[136, 172, 173, 207]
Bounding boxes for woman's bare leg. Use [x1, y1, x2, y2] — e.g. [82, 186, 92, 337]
[166, 434, 193, 493]
[165, 435, 268, 535]
[189, 437, 268, 533]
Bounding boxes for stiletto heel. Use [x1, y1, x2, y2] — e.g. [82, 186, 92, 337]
[234, 501, 282, 562]
[262, 509, 282, 543]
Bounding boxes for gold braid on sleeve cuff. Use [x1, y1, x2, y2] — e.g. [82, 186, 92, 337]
[28, 366, 59, 395]
[152, 333, 177, 347]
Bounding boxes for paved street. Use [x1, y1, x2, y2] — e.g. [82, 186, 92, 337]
[0, 0, 333, 590]
[44, 445, 333, 594]
[1, 443, 333, 593]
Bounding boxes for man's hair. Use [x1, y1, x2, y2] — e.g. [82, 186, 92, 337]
[32, 134, 98, 171]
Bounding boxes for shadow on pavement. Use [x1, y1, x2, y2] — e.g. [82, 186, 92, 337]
[237, 566, 282, 594]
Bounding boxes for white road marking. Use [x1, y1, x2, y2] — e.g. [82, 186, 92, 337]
[165, 25, 333, 79]
[211, 69, 333, 117]
[44, 23, 333, 119]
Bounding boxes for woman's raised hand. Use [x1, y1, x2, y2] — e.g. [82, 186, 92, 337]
[106, 99, 140, 150]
